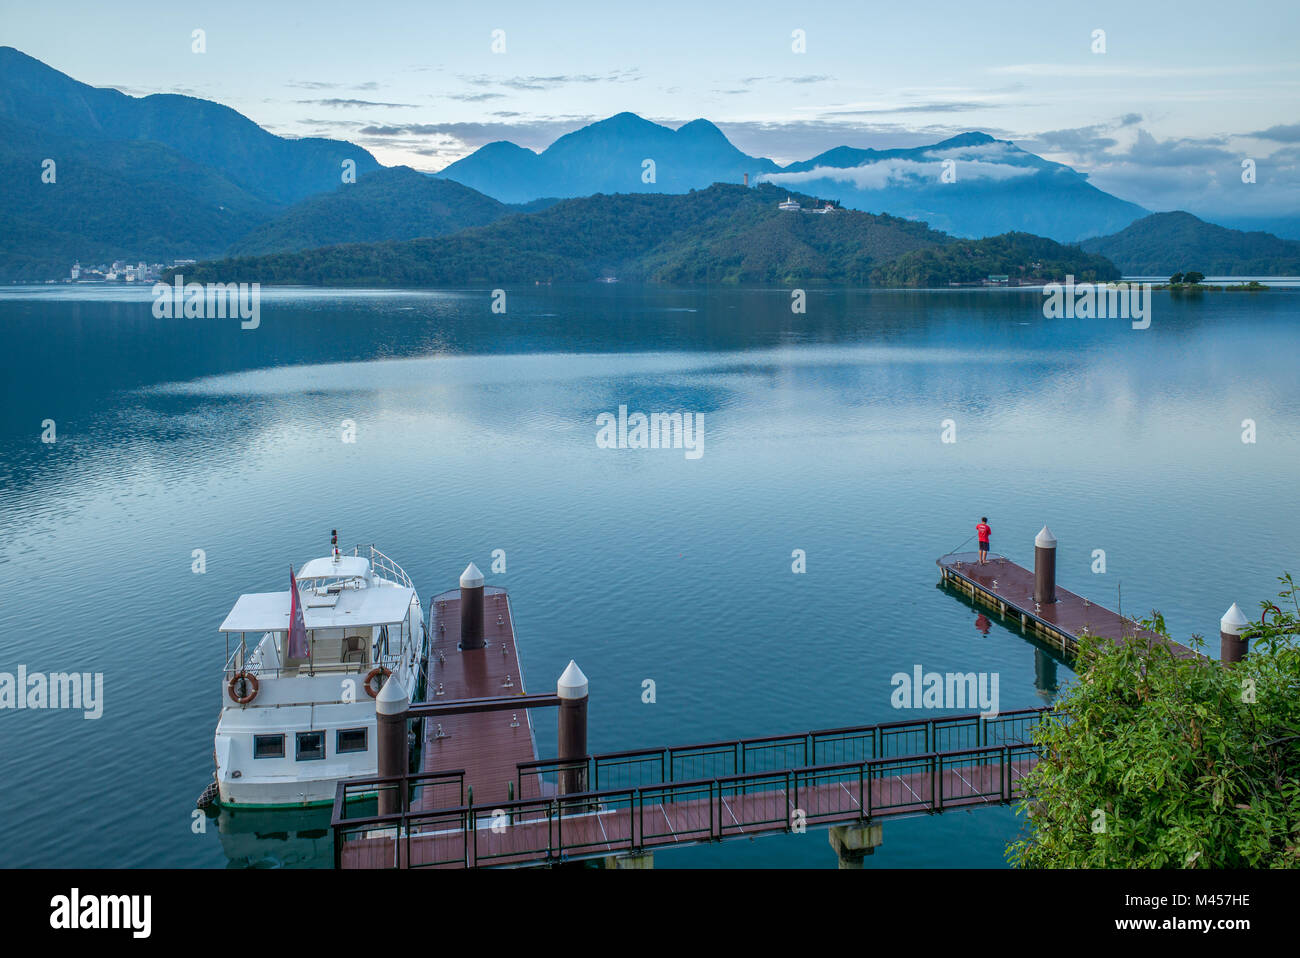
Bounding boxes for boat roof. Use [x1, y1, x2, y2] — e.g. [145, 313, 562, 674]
[297, 555, 370, 579]
[218, 583, 416, 633]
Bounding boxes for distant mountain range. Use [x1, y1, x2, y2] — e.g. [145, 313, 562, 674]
[174, 183, 1118, 288]
[759, 132, 1148, 243]
[439, 119, 1146, 243]
[1081, 211, 1300, 275]
[0, 45, 377, 279]
[1, 45, 1295, 284]
[438, 112, 781, 203]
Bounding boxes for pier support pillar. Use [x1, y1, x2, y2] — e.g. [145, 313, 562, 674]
[827, 823, 883, 869]
[1220, 603, 1250, 664]
[557, 660, 589, 796]
[604, 850, 654, 869]
[376, 675, 410, 817]
[460, 562, 485, 650]
[1033, 526, 1057, 605]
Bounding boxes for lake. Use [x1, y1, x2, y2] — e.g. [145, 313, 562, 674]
[1, 283, 1296, 868]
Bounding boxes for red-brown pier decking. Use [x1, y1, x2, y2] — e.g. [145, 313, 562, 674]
[335, 695, 1049, 869]
[418, 585, 543, 810]
[338, 754, 1038, 868]
[938, 551, 1201, 660]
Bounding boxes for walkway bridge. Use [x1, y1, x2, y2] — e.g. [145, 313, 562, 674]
[332, 706, 1049, 868]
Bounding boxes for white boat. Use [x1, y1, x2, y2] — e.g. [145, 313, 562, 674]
[212, 539, 426, 808]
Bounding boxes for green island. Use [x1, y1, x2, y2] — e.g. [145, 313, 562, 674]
[1146, 272, 1272, 292]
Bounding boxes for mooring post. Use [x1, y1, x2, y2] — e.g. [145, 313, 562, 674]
[1034, 525, 1057, 605]
[460, 562, 485, 650]
[557, 660, 589, 796]
[376, 674, 410, 817]
[1220, 603, 1250, 664]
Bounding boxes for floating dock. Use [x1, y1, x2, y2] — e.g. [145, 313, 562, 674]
[415, 582, 541, 810]
[937, 526, 1202, 661]
[335, 563, 554, 869]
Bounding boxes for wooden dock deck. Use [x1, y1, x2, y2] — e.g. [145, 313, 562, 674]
[937, 551, 1201, 660]
[417, 586, 543, 810]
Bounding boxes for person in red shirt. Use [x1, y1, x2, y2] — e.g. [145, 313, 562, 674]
[976, 517, 991, 564]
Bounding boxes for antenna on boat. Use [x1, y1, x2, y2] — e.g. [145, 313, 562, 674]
[332, 529, 340, 564]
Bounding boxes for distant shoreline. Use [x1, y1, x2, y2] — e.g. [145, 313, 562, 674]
[5, 279, 1300, 296]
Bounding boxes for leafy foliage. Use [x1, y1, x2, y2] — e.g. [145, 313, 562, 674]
[1008, 577, 1300, 868]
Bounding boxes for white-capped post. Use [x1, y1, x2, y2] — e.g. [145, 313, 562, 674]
[375, 674, 410, 816]
[1220, 603, 1250, 664]
[1034, 525, 1057, 605]
[460, 562, 485, 650]
[557, 660, 589, 796]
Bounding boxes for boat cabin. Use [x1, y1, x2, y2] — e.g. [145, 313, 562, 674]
[218, 555, 420, 686]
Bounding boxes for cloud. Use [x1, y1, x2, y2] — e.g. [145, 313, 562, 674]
[456, 69, 641, 91]
[760, 157, 1035, 190]
[1250, 123, 1300, 143]
[821, 102, 995, 116]
[1023, 116, 1143, 165]
[296, 98, 419, 108]
[353, 118, 598, 158]
[288, 80, 380, 91]
[714, 120, 1017, 165]
[1017, 121, 1300, 221]
[1123, 129, 1233, 168]
[740, 75, 833, 85]
[921, 141, 1020, 161]
[989, 62, 1300, 79]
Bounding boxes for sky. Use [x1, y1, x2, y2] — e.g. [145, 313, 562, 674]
[3, 0, 1299, 220]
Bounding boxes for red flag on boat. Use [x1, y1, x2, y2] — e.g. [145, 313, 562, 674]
[288, 565, 309, 659]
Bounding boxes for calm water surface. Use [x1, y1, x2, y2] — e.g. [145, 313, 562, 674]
[1, 284, 1296, 867]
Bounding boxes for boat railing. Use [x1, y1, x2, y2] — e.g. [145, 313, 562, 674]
[223, 641, 291, 680]
[223, 641, 406, 681]
[355, 544, 414, 590]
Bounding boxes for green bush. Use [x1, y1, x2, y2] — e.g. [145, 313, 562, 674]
[1008, 575, 1300, 868]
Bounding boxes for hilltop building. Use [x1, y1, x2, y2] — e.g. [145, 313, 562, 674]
[778, 197, 838, 213]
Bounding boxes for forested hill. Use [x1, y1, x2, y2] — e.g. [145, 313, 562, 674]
[225, 167, 557, 257]
[173, 183, 1118, 288]
[1080, 211, 1300, 275]
[874, 232, 1119, 287]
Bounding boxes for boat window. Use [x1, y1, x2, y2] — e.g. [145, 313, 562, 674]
[253, 734, 285, 759]
[295, 731, 325, 761]
[337, 728, 368, 754]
